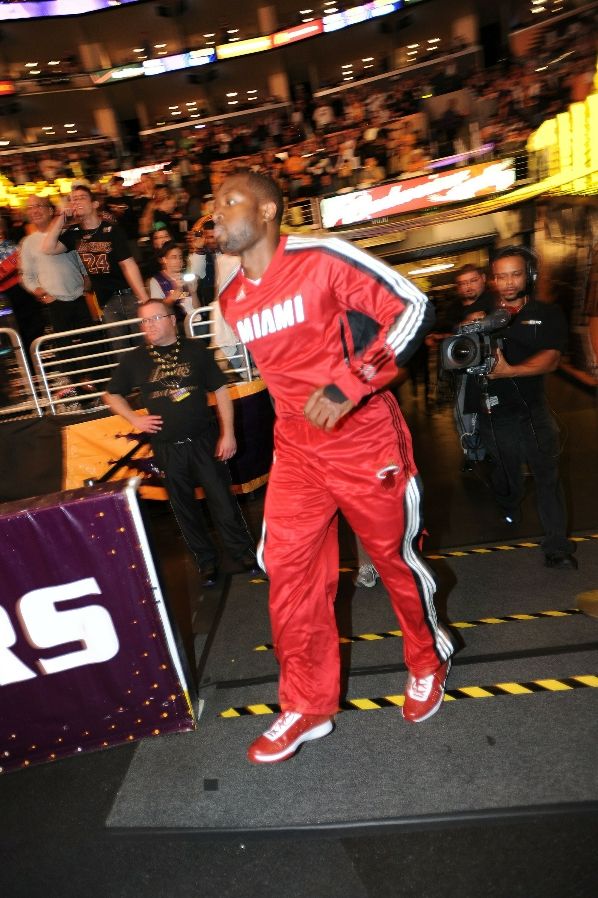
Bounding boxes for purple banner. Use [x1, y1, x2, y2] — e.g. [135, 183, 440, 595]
[0, 480, 194, 774]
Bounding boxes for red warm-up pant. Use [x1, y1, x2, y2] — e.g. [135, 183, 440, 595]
[259, 391, 454, 716]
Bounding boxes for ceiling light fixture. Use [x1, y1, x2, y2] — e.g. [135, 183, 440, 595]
[408, 262, 455, 276]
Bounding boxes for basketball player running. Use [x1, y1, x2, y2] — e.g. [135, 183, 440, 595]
[214, 171, 455, 763]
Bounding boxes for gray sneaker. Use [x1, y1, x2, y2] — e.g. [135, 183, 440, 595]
[355, 562, 379, 588]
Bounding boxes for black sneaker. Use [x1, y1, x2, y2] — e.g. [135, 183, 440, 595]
[544, 553, 578, 570]
[200, 566, 218, 588]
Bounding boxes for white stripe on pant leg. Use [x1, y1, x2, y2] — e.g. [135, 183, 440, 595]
[402, 475, 453, 661]
[256, 515, 267, 574]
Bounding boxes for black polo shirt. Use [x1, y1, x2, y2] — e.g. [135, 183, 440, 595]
[484, 299, 567, 411]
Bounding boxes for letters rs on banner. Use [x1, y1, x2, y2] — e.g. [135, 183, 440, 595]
[0, 480, 195, 774]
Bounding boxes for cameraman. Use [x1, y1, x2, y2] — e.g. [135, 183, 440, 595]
[476, 245, 576, 569]
[446, 264, 495, 333]
[451, 265, 495, 470]
[428, 264, 495, 469]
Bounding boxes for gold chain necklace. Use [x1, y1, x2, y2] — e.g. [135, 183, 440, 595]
[147, 338, 181, 379]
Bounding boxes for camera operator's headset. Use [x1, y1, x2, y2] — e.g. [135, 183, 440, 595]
[492, 245, 538, 297]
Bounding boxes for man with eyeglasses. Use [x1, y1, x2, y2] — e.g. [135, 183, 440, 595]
[103, 300, 258, 587]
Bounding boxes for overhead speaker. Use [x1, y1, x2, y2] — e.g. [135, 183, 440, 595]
[156, 1, 188, 16]
[0, 99, 20, 116]
[188, 69, 218, 85]
[379, 11, 412, 33]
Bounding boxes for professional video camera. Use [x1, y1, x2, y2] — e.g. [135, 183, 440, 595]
[439, 308, 511, 377]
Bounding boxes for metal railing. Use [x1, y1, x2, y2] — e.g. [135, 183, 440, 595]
[0, 327, 43, 419]
[31, 319, 144, 416]
[284, 198, 322, 230]
[185, 307, 255, 382]
[23, 304, 254, 418]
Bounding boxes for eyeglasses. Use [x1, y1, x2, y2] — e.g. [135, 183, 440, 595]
[140, 313, 172, 325]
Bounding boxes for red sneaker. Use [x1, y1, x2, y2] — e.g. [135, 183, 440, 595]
[247, 711, 334, 764]
[402, 660, 451, 723]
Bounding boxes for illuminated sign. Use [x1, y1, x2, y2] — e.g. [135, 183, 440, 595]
[92, 49, 216, 85]
[91, 64, 145, 85]
[143, 50, 214, 77]
[86, 0, 403, 85]
[216, 36, 273, 60]
[143, 53, 187, 77]
[324, 0, 402, 32]
[0, 1, 141, 21]
[320, 159, 517, 229]
[272, 22, 323, 47]
[428, 143, 495, 170]
[188, 49, 217, 67]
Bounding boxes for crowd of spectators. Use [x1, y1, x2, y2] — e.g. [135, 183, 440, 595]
[142, 8, 594, 193]
[1, 13, 593, 215]
[464, 15, 596, 153]
[0, 7, 594, 421]
[0, 3, 594, 206]
[0, 142, 120, 190]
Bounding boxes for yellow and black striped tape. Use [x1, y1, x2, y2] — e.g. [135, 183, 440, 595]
[219, 674, 598, 717]
[253, 608, 583, 652]
[248, 535, 598, 584]
[424, 534, 597, 560]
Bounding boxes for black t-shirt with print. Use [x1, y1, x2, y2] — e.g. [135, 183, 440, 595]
[60, 220, 131, 306]
[107, 337, 227, 443]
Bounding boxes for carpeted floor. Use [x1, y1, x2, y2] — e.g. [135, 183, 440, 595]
[107, 537, 598, 832]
